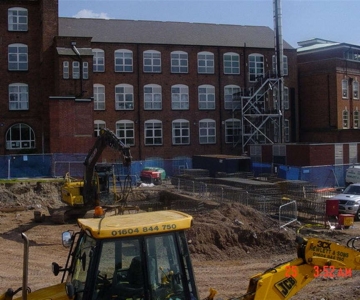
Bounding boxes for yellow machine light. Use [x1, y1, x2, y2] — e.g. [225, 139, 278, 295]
[94, 206, 105, 218]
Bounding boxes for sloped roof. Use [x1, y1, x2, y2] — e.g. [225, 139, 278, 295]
[59, 17, 293, 49]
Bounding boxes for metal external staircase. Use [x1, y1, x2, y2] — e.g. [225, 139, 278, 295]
[232, 75, 283, 153]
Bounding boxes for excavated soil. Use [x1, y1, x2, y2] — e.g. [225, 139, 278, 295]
[1, 181, 360, 300]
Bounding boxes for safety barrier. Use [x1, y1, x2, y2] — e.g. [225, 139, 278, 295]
[278, 200, 297, 228]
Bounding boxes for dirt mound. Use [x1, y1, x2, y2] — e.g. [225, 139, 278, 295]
[0, 181, 63, 211]
[0, 181, 298, 261]
[187, 202, 297, 260]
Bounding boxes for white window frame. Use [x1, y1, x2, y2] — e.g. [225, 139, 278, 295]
[342, 79, 349, 99]
[144, 84, 162, 110]
[172, 119, 190, 145]
[223, 52, 240, 74]
[198, 84, 215, 110]
[198, 51, 214, 74]
[353, 80, 359, 100]
[6, 123, 35, 150]
[116, 120, 135, 146]
[94, 84, 105, 110]
[94, 120, 106, 137]
[283, 55, 289, 76]
[343, 108, 349, 129]
[224, 85, 241, 110]
[171, 84, 189, 110]
[72, 61, 80, 79]
[272, 55, 289, 76]
[92, 49, 105, 72]
[249, 53, 264, 82]
[82, 62, 89, 79]
[8, 43, 28, 71]
[171, 51, 188, 73]
[199, 119, 216, 144]
[115, 49, 133, 72]
[143, 50, 161, 73]
[284, 86, 289, 110]
[225, 118, 241, 143]
[115, 84, 134, 110]
[145, 120, 163, 145]
[284, 119, 290, 142]
[354, 108, 359, 129]
[9, 83, 29, 110]
[63, 61, 69, 79]
[8, 7, 28, 31]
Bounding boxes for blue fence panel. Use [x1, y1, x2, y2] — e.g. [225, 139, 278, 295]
[1, 154, 52, 179]
[298, 165, 347, 188]
[0, 154, 350, 188]
[278, 165, 300, 180]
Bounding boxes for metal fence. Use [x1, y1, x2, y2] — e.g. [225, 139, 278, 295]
[0, 153, 351, 190]
[169, 175, 333, 226]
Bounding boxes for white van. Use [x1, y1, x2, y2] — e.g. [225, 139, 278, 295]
[345, 165, 360, 185]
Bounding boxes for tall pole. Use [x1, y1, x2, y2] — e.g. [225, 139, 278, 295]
[274, 0, 284, 143]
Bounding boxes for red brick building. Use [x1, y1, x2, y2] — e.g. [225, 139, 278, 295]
[0, 0, 297, 163]
[298, 38, 360, 143]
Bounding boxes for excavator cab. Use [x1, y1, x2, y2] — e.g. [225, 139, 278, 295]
[55, 210, 199, 300]
[94, 164, 114, 193]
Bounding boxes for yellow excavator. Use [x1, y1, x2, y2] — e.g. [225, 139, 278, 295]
[51, 128, 132, 223]
[2, 209, 360, 300]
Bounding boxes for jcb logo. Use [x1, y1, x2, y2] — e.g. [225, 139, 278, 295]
[275, 276, 297, 297]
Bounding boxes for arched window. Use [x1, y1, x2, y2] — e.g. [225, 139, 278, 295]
[172, 119, 190, 145]
[224, 85, 241, 110]
[115, 49, 133, 72]
[248, 53, 264, 82]
[223, 52, 240, 74]
[115, 84, 134, 110]
[171, 84, 189, 110]
[225, 118, 241, 143]
[143, 50, 161, 73]
[198, 84, 215, 110]
[197, 51, 214, 74]
[144, 84, 162, 110]
[199, 119, 216, 144]
[8, 43, 28, 71]
[171, 51, 188, 73]
[6, 123, 35, 149]
[116, 120, 135, 146]
[144, 120, 162, 145]
[94, 84, 105, 110]
[92, 49, 105, 72]
[94, 120, 106, 137]
[8, 7, 28, 31]
[9, 83, 29, 110]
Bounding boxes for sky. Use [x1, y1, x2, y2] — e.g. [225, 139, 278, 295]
[59, 0, 360, 49]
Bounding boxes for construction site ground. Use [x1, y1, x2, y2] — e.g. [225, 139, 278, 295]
[1, 181, 360, 300]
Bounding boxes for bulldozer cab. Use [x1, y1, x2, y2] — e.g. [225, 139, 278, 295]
[62, 211, 199, 300]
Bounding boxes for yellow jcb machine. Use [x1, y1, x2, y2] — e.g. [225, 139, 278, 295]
[52, 128, 132, 223]
[2, 209, 360, 300]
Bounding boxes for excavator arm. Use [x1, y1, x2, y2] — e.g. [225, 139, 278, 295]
[83, 128, 132, 206]
[206, 236, 360, 300]
[244, 235, 360, 299]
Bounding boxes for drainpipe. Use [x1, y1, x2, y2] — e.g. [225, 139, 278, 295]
[71, 42, 84, 98]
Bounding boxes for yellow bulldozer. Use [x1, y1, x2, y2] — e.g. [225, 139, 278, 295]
[2, 208, 360, 300]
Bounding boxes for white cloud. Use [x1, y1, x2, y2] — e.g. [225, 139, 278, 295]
[73, 9, 110, 19]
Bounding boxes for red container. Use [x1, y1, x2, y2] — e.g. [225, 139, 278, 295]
[338, 214, 354, 227]
[326, 199, 339, 216]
